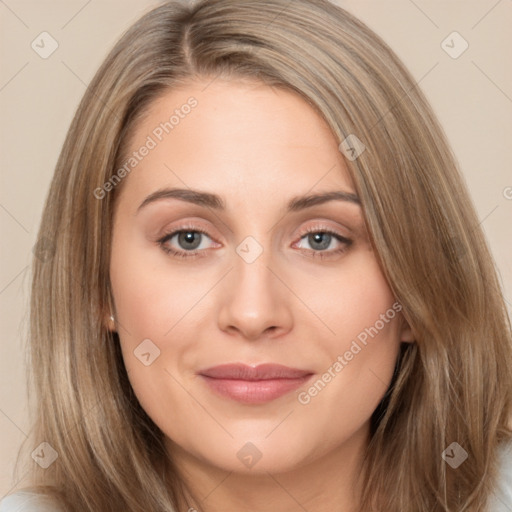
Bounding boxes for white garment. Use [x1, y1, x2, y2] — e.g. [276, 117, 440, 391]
[488, 441, 512, 511]
[0, 491, 62, 512]
[1, 443, 511, 511]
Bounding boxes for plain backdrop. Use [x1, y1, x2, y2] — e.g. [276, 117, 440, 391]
[1, 0, 511, 496]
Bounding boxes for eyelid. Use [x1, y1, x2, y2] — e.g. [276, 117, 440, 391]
[157, 223, 219, 247]
[156, 219, 354, 259]
[292, 223, 353, 256]
[294, 220, 352, 241]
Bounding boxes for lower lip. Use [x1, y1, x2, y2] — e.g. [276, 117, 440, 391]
[199, 375, 313, 404]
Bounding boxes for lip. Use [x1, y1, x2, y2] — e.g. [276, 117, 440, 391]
[198, 363, 314, 404]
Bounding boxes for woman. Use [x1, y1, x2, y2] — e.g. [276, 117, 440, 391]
[2, 0, 511, 510]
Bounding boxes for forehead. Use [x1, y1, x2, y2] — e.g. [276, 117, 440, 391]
[116, 79, 355, 210]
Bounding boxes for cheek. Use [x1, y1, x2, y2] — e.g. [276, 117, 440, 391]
[109, 238, 209, 415]
[293, 248, 398, 346]
[109, 255, 189, 432]
[293, 251, 401, 414]
[109, 235, 208, 339]
[296, 319, 400, 455]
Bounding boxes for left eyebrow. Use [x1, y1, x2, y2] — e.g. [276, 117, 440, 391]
[136, 187, 361, 214]
[287, 190, 361, 211]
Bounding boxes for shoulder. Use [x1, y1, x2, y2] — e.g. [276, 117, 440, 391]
[0, 490, 62, 512]
[489, 440, 512, 511]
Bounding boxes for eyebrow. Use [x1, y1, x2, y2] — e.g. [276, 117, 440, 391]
[136, 187, 361, 214]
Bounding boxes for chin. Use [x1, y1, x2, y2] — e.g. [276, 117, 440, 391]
[191, 434, 319, 476]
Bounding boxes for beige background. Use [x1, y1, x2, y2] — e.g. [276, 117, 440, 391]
[1, 0, 511, 497]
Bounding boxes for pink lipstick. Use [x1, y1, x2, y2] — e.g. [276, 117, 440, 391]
[198, 363, 313, 404]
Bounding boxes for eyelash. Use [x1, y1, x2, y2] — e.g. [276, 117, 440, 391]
[158, 224, 212, 259]
[295, 226, 353, 260]
[157, 224, 353, 260]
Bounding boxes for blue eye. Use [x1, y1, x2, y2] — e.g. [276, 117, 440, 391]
[157, 225, 353, 260]
[158, 228, 215, 259]
[301, 232, 336, 251]
[295, 229, 353, 259]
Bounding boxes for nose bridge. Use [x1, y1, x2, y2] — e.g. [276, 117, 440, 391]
[217, 238, 293, 339]
[235, 245, 275, 298]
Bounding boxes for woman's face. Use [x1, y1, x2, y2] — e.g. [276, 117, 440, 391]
[109, 79, 412, 476]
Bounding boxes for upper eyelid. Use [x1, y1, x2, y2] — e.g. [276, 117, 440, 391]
[159, 221, 350, 235]
[159, 229, 351, 263]
[158, 223, 352, 246]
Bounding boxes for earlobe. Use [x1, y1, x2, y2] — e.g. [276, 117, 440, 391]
[103, 311, 116, 332]
[399, 317, 415, 343]
[109, 314, 117, 332]
[104, 290, 117, 332]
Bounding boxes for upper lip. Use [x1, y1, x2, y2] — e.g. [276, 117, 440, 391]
[199, 363, 313, 380]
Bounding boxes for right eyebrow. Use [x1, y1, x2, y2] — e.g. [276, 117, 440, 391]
[137, 188, 225, 213]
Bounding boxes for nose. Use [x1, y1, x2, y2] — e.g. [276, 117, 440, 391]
[217, 249, 294, 341]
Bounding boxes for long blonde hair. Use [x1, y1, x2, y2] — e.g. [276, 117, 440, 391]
[14, 0, 512, 510]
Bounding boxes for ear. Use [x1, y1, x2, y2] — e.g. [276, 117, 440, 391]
[102, 310, 117, 332]
[107, 313, 117, 332]
[103, 289, 117, 332]
[399, 314, 415, 343]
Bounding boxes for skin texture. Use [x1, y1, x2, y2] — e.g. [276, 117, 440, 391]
[109, 79, 413, 512]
